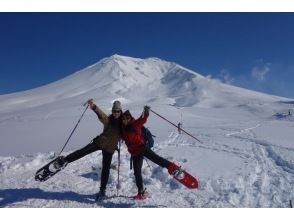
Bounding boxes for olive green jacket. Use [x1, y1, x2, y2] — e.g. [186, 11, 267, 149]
[92, 104, 121, 154]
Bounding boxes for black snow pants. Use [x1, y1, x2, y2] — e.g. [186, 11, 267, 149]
[65, 139, 114, 192]
[132, 147, 171, 193]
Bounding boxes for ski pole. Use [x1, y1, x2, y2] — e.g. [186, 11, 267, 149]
[150, 109, 203, 144]
[58, 102, 90, 156]
[116, 141, 121, 196]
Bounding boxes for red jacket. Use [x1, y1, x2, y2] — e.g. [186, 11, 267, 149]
[122, 113, 148, 156]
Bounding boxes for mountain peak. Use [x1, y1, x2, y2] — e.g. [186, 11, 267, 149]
[106, 54, 170, 66]
[110, 54, 130, 59]
[107, 54, 142, 63]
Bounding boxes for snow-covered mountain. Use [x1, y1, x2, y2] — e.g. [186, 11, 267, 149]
[0, 55, 294, 208]
[0, 54, 285, 156]
[0, 54, 281, 113]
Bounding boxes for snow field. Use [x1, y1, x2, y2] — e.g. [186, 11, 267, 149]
[1, 55, 294, 208]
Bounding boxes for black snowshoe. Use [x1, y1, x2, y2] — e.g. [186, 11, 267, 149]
[35, 156, 68, 182]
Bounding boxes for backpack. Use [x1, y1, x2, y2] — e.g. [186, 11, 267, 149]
[126, 124, 155, 149]
[141, 126, 155, 149]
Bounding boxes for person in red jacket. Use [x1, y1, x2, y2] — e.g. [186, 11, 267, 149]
[121, 106, 182, 200]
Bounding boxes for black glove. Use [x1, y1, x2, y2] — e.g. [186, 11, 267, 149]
[144, 105, 150, 114]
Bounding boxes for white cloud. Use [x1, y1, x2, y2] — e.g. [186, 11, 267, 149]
[219, 69, 234, 84]
[251, 62, 271, 81]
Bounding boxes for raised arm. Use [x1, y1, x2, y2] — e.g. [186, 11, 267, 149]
[134, 106, 150, 127]
[87, 99, 108, 125]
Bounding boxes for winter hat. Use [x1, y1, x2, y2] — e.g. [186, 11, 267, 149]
[123, 110, 132, 118]
[112, 100, 122, 111]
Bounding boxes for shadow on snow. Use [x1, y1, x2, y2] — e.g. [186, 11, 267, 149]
[0, 188, 94, 207]
[0, 188, 166, 208]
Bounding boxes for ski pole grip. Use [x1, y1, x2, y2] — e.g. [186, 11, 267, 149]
[83, 98, 93, 107]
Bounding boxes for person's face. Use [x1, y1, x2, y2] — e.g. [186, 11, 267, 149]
[112, 110, 121, 119]
[122, 115, 131, 126]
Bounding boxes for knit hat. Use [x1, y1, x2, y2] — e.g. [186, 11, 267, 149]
[112, 100, 122, 111]
[123, 110, 132, 118]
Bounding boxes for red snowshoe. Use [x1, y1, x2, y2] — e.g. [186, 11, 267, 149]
[168, 163, 198, 189]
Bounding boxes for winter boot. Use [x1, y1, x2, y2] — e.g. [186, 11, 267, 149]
[168, 163, 185, 180]
[95, 189, 106, 201]
[133, 188, 148, 200]
[53, 156, 68, 170]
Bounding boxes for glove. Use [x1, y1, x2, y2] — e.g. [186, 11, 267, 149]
[144, 105, 150, 114]
[87, 99, 94, 109]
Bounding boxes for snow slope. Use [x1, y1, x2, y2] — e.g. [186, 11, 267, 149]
[0, 55, 294, 207]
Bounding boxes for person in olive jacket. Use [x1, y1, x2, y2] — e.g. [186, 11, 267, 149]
[54, 99, 123, 200]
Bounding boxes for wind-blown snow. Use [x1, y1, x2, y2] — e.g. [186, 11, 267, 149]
[0, 54, 294, 207]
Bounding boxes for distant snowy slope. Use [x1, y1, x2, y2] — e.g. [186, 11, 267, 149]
[0, 54, 282, 114]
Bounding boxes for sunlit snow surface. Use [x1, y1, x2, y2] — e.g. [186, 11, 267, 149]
[0, 55, 293, 207]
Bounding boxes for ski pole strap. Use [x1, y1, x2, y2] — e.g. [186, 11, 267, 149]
[58, 105, 89, 156]
[150, 109, 203, 144]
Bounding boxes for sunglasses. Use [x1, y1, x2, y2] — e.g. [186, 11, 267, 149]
[112, 110, 121, 114]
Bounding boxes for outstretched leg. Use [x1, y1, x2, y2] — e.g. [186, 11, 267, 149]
[65, 140, 101, 163]
[143, 148, 171, 168]
[35, 138, 101, 182]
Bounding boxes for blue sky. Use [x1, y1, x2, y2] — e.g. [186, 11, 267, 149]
[0, 13, 293, 98]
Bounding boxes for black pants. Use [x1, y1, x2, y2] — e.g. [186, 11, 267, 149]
[132, 147, 171, 192]
[65, 140, 114, 191]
